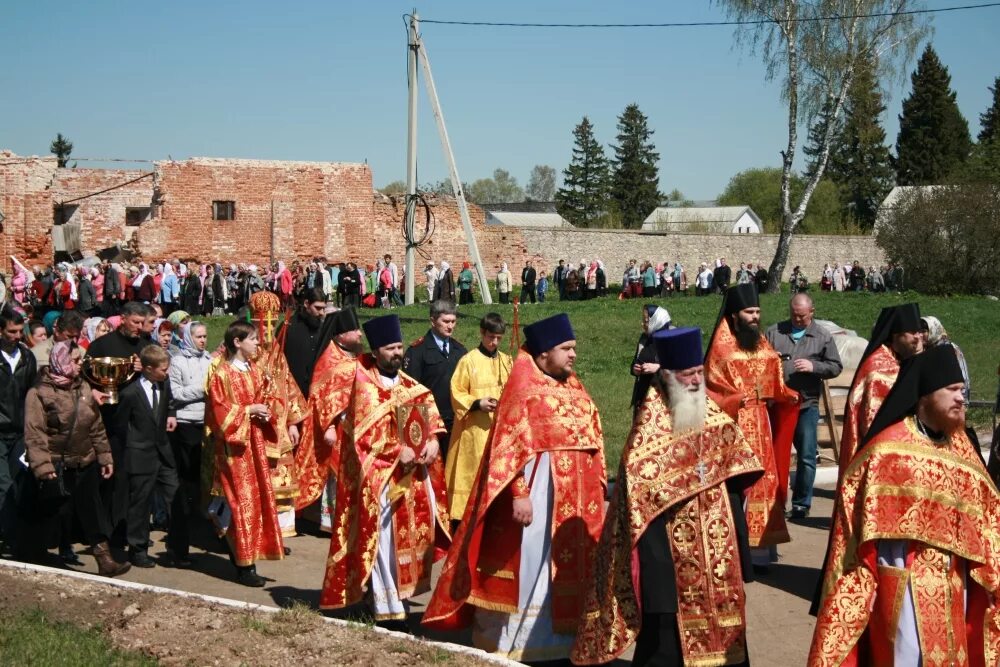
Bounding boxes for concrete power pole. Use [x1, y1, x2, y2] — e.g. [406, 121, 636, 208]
[402, 11, 493, 305]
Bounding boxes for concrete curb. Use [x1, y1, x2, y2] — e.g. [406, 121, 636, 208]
[0, 558, 523, 667]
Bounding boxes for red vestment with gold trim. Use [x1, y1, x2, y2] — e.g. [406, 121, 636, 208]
[837, 343, 899, 476]
[572, 388, 763, 666]
[423, 350, 607, 635]
[319, 354, 450, 610]
[295, 341, 357, 510]
[810, 417, 1000, 667]
[206, 360, 284, 566]
[705, 319, 798, 548]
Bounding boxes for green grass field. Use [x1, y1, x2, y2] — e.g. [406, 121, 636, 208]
[202, 289, 998, 469]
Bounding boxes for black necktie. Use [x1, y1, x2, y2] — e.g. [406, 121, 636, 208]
[151, 383, 159, 414]
[442, 340, 449, 357]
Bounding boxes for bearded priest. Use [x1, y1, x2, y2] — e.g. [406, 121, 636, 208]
[810, 344, 1000, 666]
[318, 314, 451, 623]
[423, 313, 607, 662]
[704, 283, 799, 570]
[573, 327, 763, 667]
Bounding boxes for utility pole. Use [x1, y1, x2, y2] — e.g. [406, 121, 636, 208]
[402, 11, 493, 305]
[403, 11, 420, 306]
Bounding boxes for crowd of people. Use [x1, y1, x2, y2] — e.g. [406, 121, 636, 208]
[0, 246, 995, 665]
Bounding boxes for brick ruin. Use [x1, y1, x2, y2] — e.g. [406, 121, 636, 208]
[0, 151, 525, 273]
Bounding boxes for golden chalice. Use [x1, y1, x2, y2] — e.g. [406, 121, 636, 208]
[83, 356, 137, 405]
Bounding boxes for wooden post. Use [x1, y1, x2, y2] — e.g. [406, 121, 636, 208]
[821, 379, 840, 462]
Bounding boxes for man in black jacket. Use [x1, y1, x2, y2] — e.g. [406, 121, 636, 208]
[713, 257, 732, 294]
[520, 260, 537, 304]
[403, 300, 467, 460]
[0, 309, 38, 550]
[103, 261, 122, 316]
[282, 286, 328, 396]
[112, 345, 178, 568]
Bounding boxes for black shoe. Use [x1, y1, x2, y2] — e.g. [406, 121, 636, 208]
[168, 551, 194, 568]
[59, 549, 83, 566]
[149, 521, 169, 532]
[283, 546, 291, 556]
[129, 551, 156, 568]
[787, 506, 810, 520]
[236, 566, 266, 588]
[752, 564, 771, 576]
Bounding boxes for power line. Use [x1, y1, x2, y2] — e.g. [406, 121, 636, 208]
[418, 2, 1000, 28]
[57, 172, 154, 207]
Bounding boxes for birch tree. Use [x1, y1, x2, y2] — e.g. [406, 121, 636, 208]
[716, 0, 928, 290]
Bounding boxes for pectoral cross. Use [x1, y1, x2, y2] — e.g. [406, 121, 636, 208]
[695, 460, 707, 483]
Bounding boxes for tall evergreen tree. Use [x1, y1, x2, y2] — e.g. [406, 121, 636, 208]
[49, 133, 73, 168]
[610, 104, 661, 229]
[895, 45, 972, 185]
[556, 117, 610, 227]
[826, 57, 895, 229]
[979, 75, 1000, 144]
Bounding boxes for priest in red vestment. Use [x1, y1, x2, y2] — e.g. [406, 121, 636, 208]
[206, 321, 285, 587]
[319, 314, 451, 622]
[704, 283, 798, 568]
[810, 344, 1000, 667]
[836, 302, 923, 475]
[294, 308, 362, 532]
[573, 327, 763, 667]
[423, 313, 607, 663]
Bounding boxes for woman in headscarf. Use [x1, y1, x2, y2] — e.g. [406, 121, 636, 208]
[182, 263, 202, 315]
[90, 267, 105, 311]
[78, 317, 110, 350]
[20, 340, 131, 576]
[496, 262, 512, 304]
[585, 261, 598, 300]
[276, 261, 294, 310]
[159, 262, 180, 316]
[629, 304, 672, 414]
[153, 318, 174, 349]
[596, 260, 607, 297]
[167, 321, 213, 566]
[132, 263, 155, 303]
[166, 309, 191, 349]
[457, 261, 475, 304]
[672, 262, 686, 296]
[42, 309, 61, 336]
[212, 263, 227, 315]
[10, 256, 34, 306]
[433, 261, 455, 303]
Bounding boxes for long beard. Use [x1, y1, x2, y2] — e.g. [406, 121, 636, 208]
[734, 322, 761, 351]
[662, 372, 707, 434]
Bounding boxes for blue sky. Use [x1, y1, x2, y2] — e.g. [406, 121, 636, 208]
[3, 1, 998, 199]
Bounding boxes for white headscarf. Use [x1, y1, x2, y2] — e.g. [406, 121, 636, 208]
[440, 261, 450, 272]
[647, 307, 671, 335]
[132, 262, 150, 288]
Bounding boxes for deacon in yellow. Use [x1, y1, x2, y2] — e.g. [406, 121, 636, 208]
[445, 312, 512, 521]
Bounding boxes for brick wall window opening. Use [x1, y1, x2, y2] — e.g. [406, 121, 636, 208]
[53, 204, 79, 226]
[213, 200, 236, 221]
[125, 207, 152, 227]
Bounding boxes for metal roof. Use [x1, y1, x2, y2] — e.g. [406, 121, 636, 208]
[485, 211, 574, 228]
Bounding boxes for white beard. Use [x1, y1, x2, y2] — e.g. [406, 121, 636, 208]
[664, 372, 707, 434]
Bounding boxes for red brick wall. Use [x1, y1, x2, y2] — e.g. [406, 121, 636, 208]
[50, 168, 154, 252]
[0, 153, 59, 264]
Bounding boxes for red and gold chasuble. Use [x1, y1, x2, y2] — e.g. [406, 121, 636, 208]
[206, 360, 284, 566]
[837, 344, 899, 475]
[572, 389, 763, 666]
[319, 354, 450, 610]
[810, 418, 1000, 667]
[255, 346, 308, 526]
[423, 350, 607, 635]
[705, 320, 799, 548]
[295, 342, 357, 510]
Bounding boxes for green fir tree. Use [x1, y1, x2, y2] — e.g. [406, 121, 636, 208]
[978, 75, 1000, 144]
[827, 57, 895, 229]
[556, 117, 610, 227]
[895, 45, 972, 185]
[609, 104, 661, 229]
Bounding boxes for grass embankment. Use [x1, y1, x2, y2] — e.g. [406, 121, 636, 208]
[0, 609, 156, 666]
[202, 290, 998, 470]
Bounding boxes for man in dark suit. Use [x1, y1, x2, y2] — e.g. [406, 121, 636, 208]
[520, 260, 537, 304]
[113, 344, 178, 568]
[403, 300, 467, 460]
[713, 257, 732, 294]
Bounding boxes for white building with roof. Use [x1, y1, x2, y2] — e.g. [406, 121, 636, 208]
[641, 206, 762, 233]
[485, 210, 574, 228]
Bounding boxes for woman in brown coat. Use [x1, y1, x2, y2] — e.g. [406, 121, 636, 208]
[22, 340, 130, 576]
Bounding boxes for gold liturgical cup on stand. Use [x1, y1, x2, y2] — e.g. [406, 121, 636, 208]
[83, 357, 137, 405]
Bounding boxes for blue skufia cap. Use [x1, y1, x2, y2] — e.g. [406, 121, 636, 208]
[362, 314, 403, 350]
[523, 313, 575, 356]
[652, 326, 703, 371]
